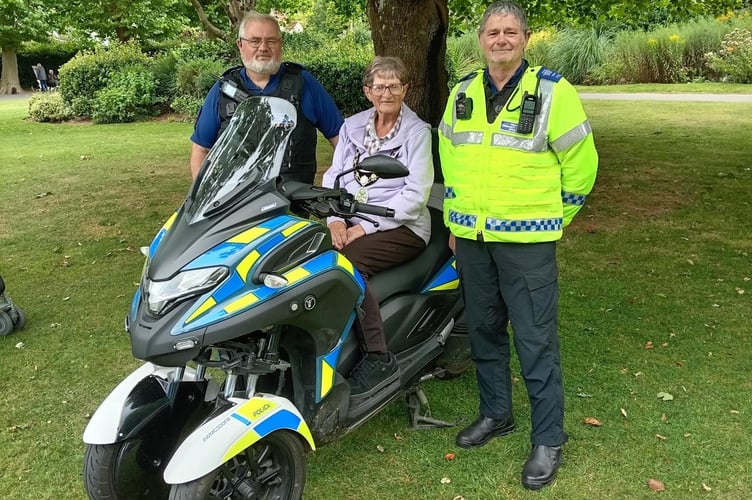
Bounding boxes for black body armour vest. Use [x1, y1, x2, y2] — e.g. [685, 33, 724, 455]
[217, 63, 318, 184]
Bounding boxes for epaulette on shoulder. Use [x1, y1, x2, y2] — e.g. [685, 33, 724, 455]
[458, 70, 480, 83]
[537, 67, 563, 82]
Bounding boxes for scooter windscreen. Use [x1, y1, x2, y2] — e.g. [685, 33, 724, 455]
[187, 96, 297, 224]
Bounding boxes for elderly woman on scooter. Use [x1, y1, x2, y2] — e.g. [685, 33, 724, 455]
[322, 56, 433, 400]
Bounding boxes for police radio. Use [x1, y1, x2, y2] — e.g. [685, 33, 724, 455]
[516, 91, 539, 134]
[455, 92, 473, 120]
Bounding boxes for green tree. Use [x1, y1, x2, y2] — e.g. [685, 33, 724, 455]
[0, 0, 48, 94]
[61, 0, 190, 43]
[189, 0, 314, 40]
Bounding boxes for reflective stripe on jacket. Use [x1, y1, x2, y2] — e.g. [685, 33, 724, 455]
[438, 65, 598, 243]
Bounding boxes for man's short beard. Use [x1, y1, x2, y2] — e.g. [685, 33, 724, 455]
[245, 58, 282, 75]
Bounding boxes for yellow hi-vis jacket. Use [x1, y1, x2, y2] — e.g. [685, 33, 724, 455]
[438, 65, 598, 243]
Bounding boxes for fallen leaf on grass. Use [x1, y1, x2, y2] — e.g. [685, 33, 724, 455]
[445, 453, 456, 460]
[645, 341, 654, 349]
[621, 408, 628, 418]
[376, 444, 384, 453]
[735, 287, 745, 295]
[441, 477, 451, 484]
[584, 417, 602, 427]
[702, 483, 712, 491]
[393, 433, 404, 441]
[661, 413, 667, 422]
[647, 478, 665, 491]
[15, 342, 26, 349]
[656, 392, 674, 401]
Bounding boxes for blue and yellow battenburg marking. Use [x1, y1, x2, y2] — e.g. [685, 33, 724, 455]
[421, 257, 459, 292]
[224, 398, 315, 459]
[148, 211, 178, 258]
[173, 218, 366, 334]
[315, 311, 357, 402]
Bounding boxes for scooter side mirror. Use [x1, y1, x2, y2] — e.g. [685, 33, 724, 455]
[358, 154, 409, 179]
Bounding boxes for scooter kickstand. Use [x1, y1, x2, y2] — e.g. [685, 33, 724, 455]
[405, 385, 455, 430]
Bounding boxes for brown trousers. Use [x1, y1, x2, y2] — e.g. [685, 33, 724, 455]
[339, 226, 425, 352]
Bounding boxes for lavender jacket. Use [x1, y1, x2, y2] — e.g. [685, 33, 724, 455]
[323, 103, 433, 244]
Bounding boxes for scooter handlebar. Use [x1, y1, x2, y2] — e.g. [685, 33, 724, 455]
[353, 202, 395, 218]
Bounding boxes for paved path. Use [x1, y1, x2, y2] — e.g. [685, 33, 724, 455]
[580, 92, 752, 102]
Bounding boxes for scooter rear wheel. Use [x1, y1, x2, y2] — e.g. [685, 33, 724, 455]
[168, 430, 306, 500]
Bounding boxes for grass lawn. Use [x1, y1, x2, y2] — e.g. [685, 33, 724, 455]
[0, 92, 750, 499]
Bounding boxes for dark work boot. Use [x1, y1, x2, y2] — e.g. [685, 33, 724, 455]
[521, 445, 562, 490]
[455, 415, 515, 448]
[348, 352, 400, 398]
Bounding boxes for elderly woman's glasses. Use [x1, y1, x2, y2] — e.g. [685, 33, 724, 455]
[368, 83, 404, 96]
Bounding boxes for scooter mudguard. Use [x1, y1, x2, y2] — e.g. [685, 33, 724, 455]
[83, 362, 217, 444]
[164, 394, 315, 484]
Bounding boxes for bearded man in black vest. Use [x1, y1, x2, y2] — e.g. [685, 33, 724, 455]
[190, 11, 343, 183]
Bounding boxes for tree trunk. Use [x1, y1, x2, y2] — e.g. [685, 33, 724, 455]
[366, 0, 449, 126]
[0, 48, 23, 95]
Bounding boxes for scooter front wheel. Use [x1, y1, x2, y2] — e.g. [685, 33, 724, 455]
[0, 311, 13, 336]
[84, 440, 171, 499]
[168, 430, 306, 500]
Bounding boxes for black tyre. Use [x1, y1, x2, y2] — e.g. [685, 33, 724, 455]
[11, 307, 26, 330]
[0, 311, 13, 336]
[169, 430, 306, 500]
[83, 440, 171, 500]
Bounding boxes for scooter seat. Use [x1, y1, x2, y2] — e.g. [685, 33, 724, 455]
[369, 205, 451, 303]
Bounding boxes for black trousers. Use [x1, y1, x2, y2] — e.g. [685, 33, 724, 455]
[339, 226, 425, 353]
[455, 238, 567, 447]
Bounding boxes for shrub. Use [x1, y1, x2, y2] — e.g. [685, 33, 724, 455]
[594, 27, 687, 83]
[170, 38, 237, 66]
[546, 27, 611, 84]
[446, 33, 484, 87]
[27, 92, 73, 122]
[170, 95, 203, 117]
[175, 57, 227, 98]
[706, 28, 752, 83]
[525, 29, 556, 68]
[677, 16, 727, 80]
[90, 67, 160, 123]
[291, 40, 373, 118]
[59, 43, 150, 117]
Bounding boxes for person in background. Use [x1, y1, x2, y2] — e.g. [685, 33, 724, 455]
[190, 10, 343, 183]
[322, 56, 433, 400]
[33, 63, 48, 92]
[438, 0, 598, 490]
[47, 69, 59, 88]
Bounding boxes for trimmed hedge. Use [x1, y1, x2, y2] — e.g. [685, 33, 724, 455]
[59, 43, 152, 117]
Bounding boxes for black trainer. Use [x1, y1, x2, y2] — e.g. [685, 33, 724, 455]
[348, 352, 400, 397]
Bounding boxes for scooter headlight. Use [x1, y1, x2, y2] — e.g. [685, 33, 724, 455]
[145, 266, 228, 317]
